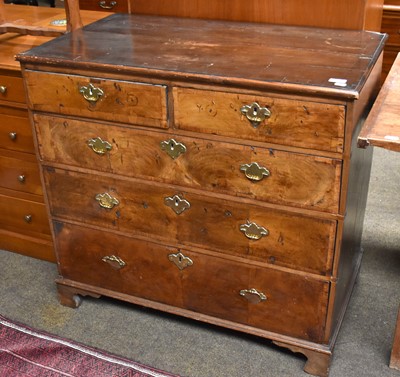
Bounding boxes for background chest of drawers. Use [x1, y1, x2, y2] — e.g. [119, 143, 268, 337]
[18, 14, 386, 377]
[382, 0, 400, 81]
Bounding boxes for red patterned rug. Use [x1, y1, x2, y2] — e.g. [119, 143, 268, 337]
[0, 315, 181, 377]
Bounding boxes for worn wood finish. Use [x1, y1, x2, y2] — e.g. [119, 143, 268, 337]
[19, 14, 386, 377]
[34, 115, 342, 213]
[130, 0, 383, 31]
[0, 7, 109, 262]
[44, 167, 336, 275]
[25, 71, 168, 128]
[359, 53, 400, 151]
[55, 221, 329, 342]
[173, 88, 345, 153]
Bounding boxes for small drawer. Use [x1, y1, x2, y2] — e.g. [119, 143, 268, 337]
[24, 70, 168, 128]
[35, 114, 342, 213]
[0, 194, 50, 236]
[44, 168, 337, 275]
[0, 112, 34, 153]
[0, 154, 43, 195]
[79, 0, 129, 12]
[0, 75, 26, 104]
[55, 222, 329, 342]
[173, 88, 345, 153]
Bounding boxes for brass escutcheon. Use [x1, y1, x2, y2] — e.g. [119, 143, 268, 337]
[168, 252, 193, 270]
[95, 193, 119, 209]
[98, 0, 117, 8]
[79, 83, 104, 103]
[160, 139, 187, 159]
[164, 194, 191, 215]
[240, 102, 271, 128]
[240, 162, 270, 182]
[240, 288, 267, 304]
[87, 137, 113, 155]
[240, 221, 269, 240]
[102, 255, 126, 270]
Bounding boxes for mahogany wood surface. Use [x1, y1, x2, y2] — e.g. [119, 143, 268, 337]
[130, 0, 384, 31]
[359, 53, 400, 151]
[18, 14, 387, 99]
[18, 15, 386, 377]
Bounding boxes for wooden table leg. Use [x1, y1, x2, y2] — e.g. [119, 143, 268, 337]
[390, 305, 400, 370]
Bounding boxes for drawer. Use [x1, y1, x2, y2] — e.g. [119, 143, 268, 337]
[79, 0, 129, 12]
[0, 75, 26, 104]
[0, 154, 43, 195]
[24, 70, 168, 128]
[0, 111, 34, 153]
[35, 114, 342, 213]
[55, 222, 329, 342]
[173, 88, 345, 153]
[0, 194, 50, 236]
[44, 168, 337, 275]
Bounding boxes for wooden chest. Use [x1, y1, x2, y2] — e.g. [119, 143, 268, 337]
[17, 14, 386, 376]
[0, 6, 108, 262]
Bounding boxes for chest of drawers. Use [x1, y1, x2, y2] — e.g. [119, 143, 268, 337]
[17, 14, 386, 377]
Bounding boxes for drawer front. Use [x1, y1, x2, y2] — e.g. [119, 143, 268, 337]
[173, 88, 345, 153]
[24, 71, 168, 128]
[0, 154, 43, 195]
[0, 194, 50, 236]
[0, 75, 26, 104]
[0, 112, 34, 153]
[55, 222, 329, 342]
[44, 168, 336, 275]
[79, 0, 129, 12]
[35, 115, 342, 213]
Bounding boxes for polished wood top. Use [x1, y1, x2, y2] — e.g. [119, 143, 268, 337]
[358, 53, 400, 152]
[0, 5, 108, 72]
[17, 13, 387, 100]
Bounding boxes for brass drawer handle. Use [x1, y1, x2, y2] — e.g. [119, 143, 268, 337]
[18, 175, 26, 183]
[79, 83, 104, 103]
[0, 86, 7, 94]
[240, 221, 269, 240]
[95, 192, 119, 209]
[87, 137, 112, 155]
[240, 162, 270, 182]
[98, 0, 117, 9]
[160, 138, 187, 159]
[165, 194, 190, 215]
[240, 102, 271, 128]
[24, 214, 32, 223]
[168, 252, 193, 270]
[9, 132, 17, 141]
[102, 255, 126, 270]
[240, 288, 267, 304]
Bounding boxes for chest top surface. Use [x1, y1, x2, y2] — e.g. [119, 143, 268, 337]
[17, 13, 386, 99]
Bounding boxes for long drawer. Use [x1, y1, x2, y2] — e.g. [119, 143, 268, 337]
[44, 168, 337, 275]
[35, 114, 342, 213]
[173, 87, 345, 153]
[0, 194, 50, 236]
[24, 71, 168, 128]
[0, 154, 43, 195]
[54, 221, 330, 342]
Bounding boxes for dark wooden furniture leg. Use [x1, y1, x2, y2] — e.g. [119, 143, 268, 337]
[390, 305, 400, 370]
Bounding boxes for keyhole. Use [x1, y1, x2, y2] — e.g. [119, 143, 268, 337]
[178, 255, 183, 262]
[253, 107, 258, 115]
[175, 199, 179, 206]
[170, 142, 175, 150]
